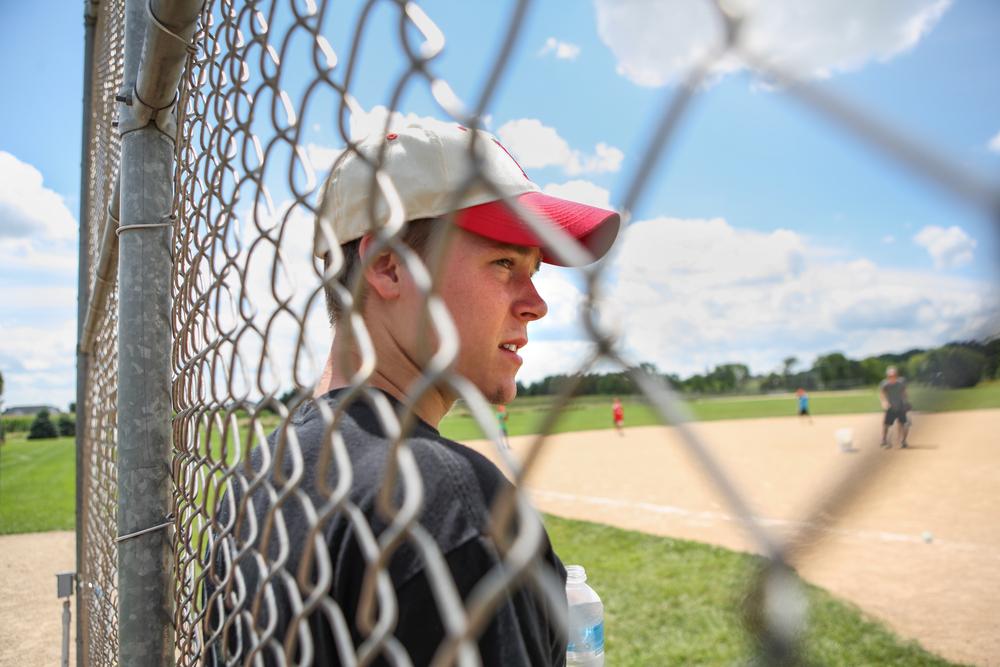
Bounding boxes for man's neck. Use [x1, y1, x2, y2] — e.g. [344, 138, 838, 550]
[316, 333, 454, 427]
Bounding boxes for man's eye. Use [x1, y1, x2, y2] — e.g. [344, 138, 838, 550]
[494, 258, 515, 269]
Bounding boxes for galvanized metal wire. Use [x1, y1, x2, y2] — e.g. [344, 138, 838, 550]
[76, 0, 998, 665]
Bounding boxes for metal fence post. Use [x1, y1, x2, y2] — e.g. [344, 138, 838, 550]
[76, 3, 98, 665]
[115, 0, 178, 662]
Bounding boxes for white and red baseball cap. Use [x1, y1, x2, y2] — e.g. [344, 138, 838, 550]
[315, 122, 621, 266]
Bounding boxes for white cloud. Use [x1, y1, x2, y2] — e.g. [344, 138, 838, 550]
[541, 180, 613, 210]
[514, 216, 996, 380]
[216, 200, 331, 397]
[0, 153, 78, 278]
[0, 320, 77, 407]
[988, 130, 1000, 153]
[539, 37, 581, 60]
[531, 268, 589, 335]
[1, 286, 76, 310]
[517, 339, 595, 384]
[594, 0, 952, 87]
[0, 151, 77, 241]
[496, 119, 624, 175]
[882, 234, 896, 244]
[913, 224, 976, 269]
[0, 154, 79, 406]
[307, 109, 624, 183]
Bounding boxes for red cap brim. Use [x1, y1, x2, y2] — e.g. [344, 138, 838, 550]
[452, 191, 621, 267]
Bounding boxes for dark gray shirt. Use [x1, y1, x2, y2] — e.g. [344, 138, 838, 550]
[204, 388, 567, 666]
[880, 378, 908, 409]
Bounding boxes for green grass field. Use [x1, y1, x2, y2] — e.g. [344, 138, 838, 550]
[2, 386, 986, 663]
[0, 434, 75, 534]
[4, 382, 998, 535]
[546, 514, 960, 665]
[438, 381, 1000, 441]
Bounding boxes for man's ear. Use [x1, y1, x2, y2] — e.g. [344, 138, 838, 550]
[359, 233, 403, 301]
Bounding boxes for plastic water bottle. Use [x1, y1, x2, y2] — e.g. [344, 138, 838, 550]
[566, 564, 604, 666]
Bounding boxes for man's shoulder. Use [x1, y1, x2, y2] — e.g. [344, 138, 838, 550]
[410, 430, 511, 512]
[310, 390, 509, 524]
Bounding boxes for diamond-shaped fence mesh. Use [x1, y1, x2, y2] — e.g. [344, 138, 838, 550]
[78, 1, 125, 665]
[76, 1, 998, 665]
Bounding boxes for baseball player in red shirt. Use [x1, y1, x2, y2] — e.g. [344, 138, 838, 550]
[612, 397, 625, 436]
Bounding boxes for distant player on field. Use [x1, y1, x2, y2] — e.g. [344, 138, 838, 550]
[796, 387, 812, 424]
[496, 403, 510, 448]
[879, 366, 910, 448]
[612, 396, 625, 436]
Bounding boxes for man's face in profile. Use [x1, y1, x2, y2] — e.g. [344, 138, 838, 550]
[399, 228, 547, 405]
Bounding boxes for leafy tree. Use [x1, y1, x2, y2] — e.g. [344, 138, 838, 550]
[759, 372, 784, 392]
[858, 357, 887, 385]
[813, 352, 865, 388]
[57, 414, 76, 437]
[28, 409, 59, 440]
[713, 363, 750, 392]
[909, 346, 987, 388]
[662, 373, 682, 390]
[782, 356, 797, 378]
[984, 338, 1000, 379]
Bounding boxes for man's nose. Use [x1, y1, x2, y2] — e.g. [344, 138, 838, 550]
[517, 279, 548, 321]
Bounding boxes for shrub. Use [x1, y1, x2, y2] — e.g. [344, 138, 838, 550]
[57, 414, 76, 437]
[1, 415, 34, 434]
[28, 409, 59, 440]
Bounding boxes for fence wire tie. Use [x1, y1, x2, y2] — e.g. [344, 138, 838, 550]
[116, 513, 176, 543]
[146, 0, 198, 54]
[116, 215, 176, 236]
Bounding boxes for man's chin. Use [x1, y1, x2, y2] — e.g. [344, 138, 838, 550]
[481, 380, 516, 406]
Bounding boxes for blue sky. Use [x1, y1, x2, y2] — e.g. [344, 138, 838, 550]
[1, 0, 998, 408]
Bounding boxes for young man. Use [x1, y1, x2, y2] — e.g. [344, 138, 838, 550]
[879, 366, 910, 448]
[204, 122, 619, 666]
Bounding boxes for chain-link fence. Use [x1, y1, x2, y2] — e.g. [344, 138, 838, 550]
[78, 0, 125, 664]
[76, 0, 998, 665]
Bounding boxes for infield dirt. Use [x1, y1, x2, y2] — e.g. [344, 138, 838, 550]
[2, 409, 996, 666]
[469, 408, 1000, 666]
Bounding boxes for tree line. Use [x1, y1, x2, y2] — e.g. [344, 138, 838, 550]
[516, 339, 1000, 397]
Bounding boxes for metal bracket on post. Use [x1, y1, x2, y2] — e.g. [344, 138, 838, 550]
[116, 0, 199, 141]
[116, 88, 179, 140]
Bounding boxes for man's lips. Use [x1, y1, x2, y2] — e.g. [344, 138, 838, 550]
[499, 337, 527, 361]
